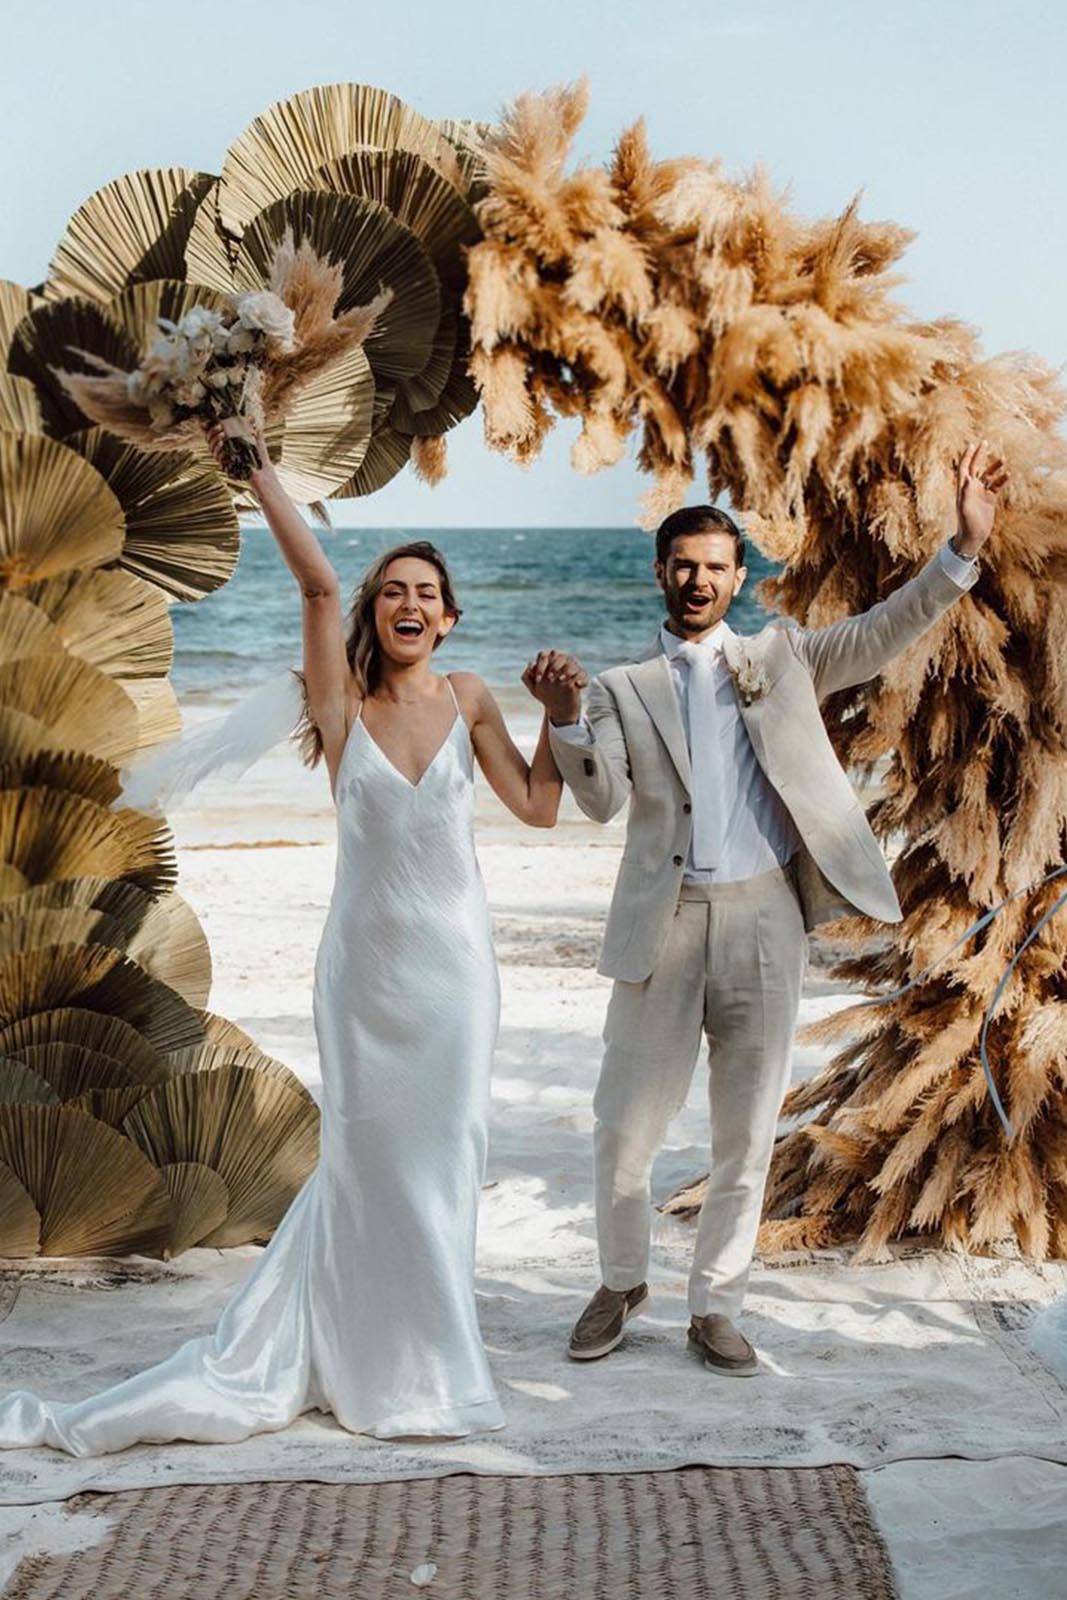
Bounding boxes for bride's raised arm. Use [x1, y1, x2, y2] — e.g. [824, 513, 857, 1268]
[205, 422, 352, 786]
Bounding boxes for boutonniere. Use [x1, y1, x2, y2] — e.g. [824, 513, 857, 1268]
[725, 647, 771, 705]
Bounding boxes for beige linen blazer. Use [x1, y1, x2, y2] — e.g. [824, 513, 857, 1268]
[548, 547, 979, 982]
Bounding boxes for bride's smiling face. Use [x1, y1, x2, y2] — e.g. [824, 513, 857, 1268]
[374, 556, 457, 663]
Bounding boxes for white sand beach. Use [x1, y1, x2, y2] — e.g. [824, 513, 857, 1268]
[0, 715, 1064, 1595]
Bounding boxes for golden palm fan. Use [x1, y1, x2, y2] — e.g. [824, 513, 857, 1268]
[312, 147, 479, 291]
[0, 372, 43, 433]
[309, 150, 479, 420]
[0, 432, 125, 590]
[66, 1084, 151, 1129]
[0, 946, 207, 1054]
[0, 865, 28, 897]
[123, 1064, 320, 1247]
[0, 787, 174, 895]
[159, 1160, 229, 1257]
[0, 896, 209, 1007]
[45, 168, 219, 305]
[9, 1039, 140, 1099]
[0, 592, 63, 662]
[0, 1103, 172, 1255]
[206, 82, 464, 244]
[0, 281, 39, 356]
[388, 309, 478, 433]
[116, 676, 182, 748]
[264, 341, 375, 501]
[47, 432, 238, 604]
[0, 1056, 59, 1105]
[0, 652, 138, 764]
[436, 116, 493, 202]
[0, 1003, 169, 1084]
[236, 191, 439, 384]
[6, 296, 139, 437]
[162, 1041, 314, 1103]
[0, 708, 70, 773]
[0, 752, 121, 810]
[0, 1161, 41, 1257]
[0, 879, 211, 1007]
[20, 565, 172, 682]
[333, 422, 414, 497]
[193, 1011, 256, 1052]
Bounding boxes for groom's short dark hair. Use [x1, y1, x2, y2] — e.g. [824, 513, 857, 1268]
[655, 505, 745, 570]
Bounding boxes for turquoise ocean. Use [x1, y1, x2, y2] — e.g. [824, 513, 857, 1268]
[171, 526, 783, 713]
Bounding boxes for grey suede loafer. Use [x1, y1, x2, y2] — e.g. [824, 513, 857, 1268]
[687, 1313, 758, 1376]
[568, 1282, 649, 1360]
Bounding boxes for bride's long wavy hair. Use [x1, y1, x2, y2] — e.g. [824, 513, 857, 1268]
[291, 540, 463, 768]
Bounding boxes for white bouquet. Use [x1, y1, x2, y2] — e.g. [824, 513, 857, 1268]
[117, 291, 296, 478]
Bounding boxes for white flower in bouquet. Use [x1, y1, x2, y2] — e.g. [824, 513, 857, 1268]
[181, 306, 226, 342]
[232, 289, 296, 351]
[226, 327, 256, 356]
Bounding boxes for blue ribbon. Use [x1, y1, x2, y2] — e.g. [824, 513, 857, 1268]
[836, 862, 1067, 1139]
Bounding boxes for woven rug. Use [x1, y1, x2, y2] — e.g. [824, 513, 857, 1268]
[3, 1465, 899, 1600]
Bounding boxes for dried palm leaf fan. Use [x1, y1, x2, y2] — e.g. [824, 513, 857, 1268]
[202, 82, 465, 245]
[466, 79, 1067, 1260]
[0, 708, 69, 770]
[0, 883, 211, 1007]
[309, 148, 479, 424]
[20, 564, 173, 682]
[43, 168, 218, 304]
[0, 787, 174, 896]
[0, 946, 208, 1057]
[162, 1040, 315, 1103]
[0, 1057, 58, 1105]
[0, 1162, 41, 1257]
[44, 431, 238, 603]
[124, 1065, 320, 1246]
[0, 372, 43, 433]
[0, 281, 42, 351]
[0, 654, 138, 765]
[66, 1085, 152, 1129]
[158, 1160, 229, 1257]
[0, 432, 125, 587]
[0, 1005, 170, 1085]
[0, 750, 123, 811]
[4, 1038, 141, 1099]
[0, 591, 62, 661]
[6, 296, 139, 438]
[0, 1103, 172, 1255]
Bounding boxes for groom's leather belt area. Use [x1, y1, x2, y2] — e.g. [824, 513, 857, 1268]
[676, 856, 799, 904]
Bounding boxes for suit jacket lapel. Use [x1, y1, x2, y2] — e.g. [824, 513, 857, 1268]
[627, 637, 692, 792]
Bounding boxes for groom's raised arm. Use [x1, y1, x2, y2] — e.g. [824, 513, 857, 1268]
[787, 539, 980, 702]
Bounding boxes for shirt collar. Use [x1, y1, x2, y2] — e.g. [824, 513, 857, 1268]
[659, 617, 733, 660]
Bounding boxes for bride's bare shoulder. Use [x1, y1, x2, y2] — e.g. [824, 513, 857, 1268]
[445, 670, 489, 722]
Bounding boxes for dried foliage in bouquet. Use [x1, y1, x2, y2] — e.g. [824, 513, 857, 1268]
[50, 241, 392, 480]
[464, 77, 1067, 1262]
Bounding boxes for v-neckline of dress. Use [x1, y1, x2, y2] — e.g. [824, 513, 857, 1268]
[356, 706, 461, 791]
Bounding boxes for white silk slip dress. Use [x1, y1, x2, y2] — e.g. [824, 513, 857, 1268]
[0, 673, 507, 1454]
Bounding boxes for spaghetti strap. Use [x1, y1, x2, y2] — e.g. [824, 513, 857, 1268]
[443, 674, 461, 716]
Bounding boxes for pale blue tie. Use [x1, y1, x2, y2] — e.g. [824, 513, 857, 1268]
[678, 639, 726, 869]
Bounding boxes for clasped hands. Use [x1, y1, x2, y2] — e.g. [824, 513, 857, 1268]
[522, 650, 588, 726]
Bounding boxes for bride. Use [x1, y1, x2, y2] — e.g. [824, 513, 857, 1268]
[0, 422, 583, 1455]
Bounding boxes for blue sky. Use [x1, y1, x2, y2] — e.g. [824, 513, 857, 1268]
[2, 0, 1064, 527]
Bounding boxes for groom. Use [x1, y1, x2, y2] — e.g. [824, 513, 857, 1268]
[526, 441, 1005, 1377]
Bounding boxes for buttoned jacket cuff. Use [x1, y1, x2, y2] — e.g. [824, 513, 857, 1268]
[549, 715, 595, 746]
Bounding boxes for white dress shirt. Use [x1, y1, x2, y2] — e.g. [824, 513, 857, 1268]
[552, 538, 979, 885]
